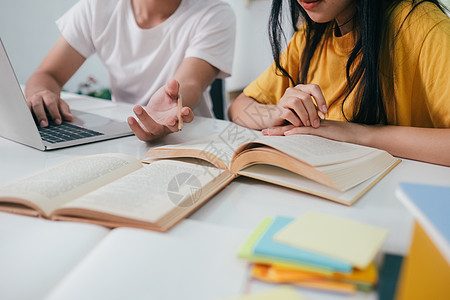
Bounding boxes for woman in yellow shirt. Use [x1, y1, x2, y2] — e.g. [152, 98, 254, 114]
[229, 0, 450, 166]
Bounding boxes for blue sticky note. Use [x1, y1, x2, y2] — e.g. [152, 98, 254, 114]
[253, 216, 352, 273]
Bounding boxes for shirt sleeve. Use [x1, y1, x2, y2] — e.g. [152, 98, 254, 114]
[55, 0, 96, 58]
[416, 18, 450, 128]
[244, 29, 303, 105]
[184, 2, 236, 78]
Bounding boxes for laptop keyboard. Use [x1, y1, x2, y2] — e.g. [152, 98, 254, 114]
[38, 123, 103, 144]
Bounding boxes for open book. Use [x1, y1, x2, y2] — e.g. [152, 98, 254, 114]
[0, 153, 231, 232]
[144, 124, 401, 205]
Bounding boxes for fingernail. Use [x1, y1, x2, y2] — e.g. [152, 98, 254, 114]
[135, 107, 142, 116]
[306, 120, 311, 127]
[261, 129, 268, 135]
[313, 119, 320, 128]
[55, 118, 61, 125]
[40, 120, 47, 127]
[321, 105, 328, 113]
[318, 111, 325, 120]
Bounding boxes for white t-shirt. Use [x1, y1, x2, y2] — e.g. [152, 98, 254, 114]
[56, 0, 236, 117]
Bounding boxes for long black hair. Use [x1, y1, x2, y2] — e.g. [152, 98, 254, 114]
[269, 0, 447, 125]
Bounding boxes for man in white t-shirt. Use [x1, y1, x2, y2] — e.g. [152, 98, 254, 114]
[25, 0, 236, 141]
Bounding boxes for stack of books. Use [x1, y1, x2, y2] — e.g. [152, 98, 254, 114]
[237, 212, 389, 295]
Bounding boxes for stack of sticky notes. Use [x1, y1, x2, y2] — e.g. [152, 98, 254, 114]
[237, 211, 389, 295]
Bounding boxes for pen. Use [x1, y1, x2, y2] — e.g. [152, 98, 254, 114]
[177, 93, 183, 131]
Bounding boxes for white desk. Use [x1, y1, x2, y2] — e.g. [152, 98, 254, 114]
[1, 95, 450, 300]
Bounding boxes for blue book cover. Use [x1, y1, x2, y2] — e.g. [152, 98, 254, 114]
[253, 216, 353, 273]
[397, 182, 450, 258]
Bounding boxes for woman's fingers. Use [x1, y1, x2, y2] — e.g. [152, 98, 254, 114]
[278, 84, 328, 128]
[287, 92, 320, 128]
[295, 84, 328, 114]
[262, 124, 296, 136]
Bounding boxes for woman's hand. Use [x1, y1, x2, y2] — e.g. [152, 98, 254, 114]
[229, 84, 328, 130]
[127, 79, 194, 141]
[273, 84, 328, 128]
[262, 120, 450, 167]
[262, 120, 370, 145]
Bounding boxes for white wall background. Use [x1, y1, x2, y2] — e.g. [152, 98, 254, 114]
[225, 0, 275, 91]
[1, 0, 449, 93]
[0, 0, 109, 93]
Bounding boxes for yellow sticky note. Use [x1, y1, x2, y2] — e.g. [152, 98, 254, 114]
[219, 286, 304, 300]
[274, 212, 389, 269]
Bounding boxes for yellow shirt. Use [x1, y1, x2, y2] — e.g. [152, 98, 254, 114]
[243, 1, 450, 128]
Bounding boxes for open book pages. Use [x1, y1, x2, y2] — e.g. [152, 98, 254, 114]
[0, 153, 232, 232]
[142, 124, 263, 169]
[53, 159, 230, 231]
[239, 163, 395, 205]
[144, 124, 400, 193]
[0, 153, 143, 217]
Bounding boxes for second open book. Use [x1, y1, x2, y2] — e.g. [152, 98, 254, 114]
[0, 124, 400, 232]
[145, 124, 400, 205]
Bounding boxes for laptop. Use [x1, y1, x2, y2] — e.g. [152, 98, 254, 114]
[0, 38, 133, 150]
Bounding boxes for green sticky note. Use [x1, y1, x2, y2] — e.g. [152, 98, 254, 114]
[220, 286, 304, 300]
[237, 217, 273, 260]
[274, 211, 389, 269]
